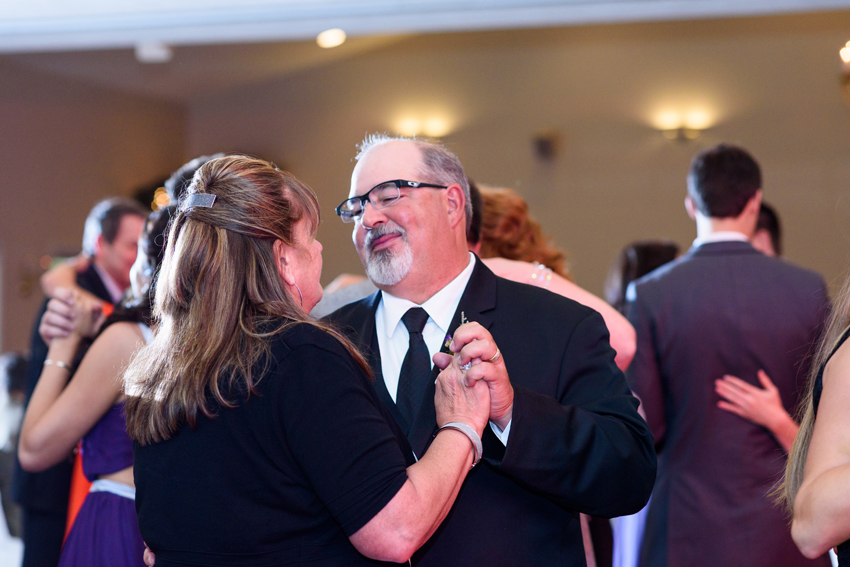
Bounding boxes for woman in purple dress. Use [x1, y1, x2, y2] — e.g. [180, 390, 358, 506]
[18, 205, 174, 567]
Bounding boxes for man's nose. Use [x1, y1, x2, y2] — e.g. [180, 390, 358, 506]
[358, 200, 387, 230]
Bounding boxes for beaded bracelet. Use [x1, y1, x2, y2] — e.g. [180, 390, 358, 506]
[44, 359, 73, 372]
[530, 262, 553, 289]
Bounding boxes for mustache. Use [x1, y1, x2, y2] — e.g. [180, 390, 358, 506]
[365, 222, 406, 253]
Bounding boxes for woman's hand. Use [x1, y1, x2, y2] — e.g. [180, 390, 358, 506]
[433, 347, 491, 437]
[39, 288, 105, 345]
[715, 370, 798, 451]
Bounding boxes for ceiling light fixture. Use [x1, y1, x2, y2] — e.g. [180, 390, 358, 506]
[134, 42, 173, 64]
[317, 29, 346, 49]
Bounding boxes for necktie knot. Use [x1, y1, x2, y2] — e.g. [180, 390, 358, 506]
[402, 307, 429, 336]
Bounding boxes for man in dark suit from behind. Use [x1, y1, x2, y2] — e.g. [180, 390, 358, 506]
[14, 197, 147, 567]
[326, 135, 655, 566]
[626, 144, 830, 567]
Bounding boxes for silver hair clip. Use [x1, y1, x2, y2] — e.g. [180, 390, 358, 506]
[184, 194, 216, 208]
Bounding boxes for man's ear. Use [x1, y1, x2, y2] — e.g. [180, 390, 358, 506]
[94, 234, 106, 256]
[684, 196, 697, 220]
[746, 189, 763, 216]
[273, 239, 296, 286]
[445, 183, 467, 229]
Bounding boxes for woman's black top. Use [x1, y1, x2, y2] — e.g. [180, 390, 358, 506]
[134, 322, 413, 566]
[812, 326, 850, 565]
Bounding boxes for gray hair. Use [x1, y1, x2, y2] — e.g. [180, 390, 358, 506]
[356, 134, 472, 232]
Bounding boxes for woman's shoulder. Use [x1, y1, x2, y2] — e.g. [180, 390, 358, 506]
[268, 320, 357, 363]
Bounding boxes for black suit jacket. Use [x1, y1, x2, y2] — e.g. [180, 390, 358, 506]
[326, 257, 656, 566]
[12, 264, 113, 511]
[627, 241, 830, 567]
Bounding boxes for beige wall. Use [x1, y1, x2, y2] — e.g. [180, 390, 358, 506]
[4, 11, 850, 353]
[0, 60, 186, 352]
[187, 13, 850, 306]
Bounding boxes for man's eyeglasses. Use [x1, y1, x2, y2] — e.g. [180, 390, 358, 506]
[335, 179, 448, 223]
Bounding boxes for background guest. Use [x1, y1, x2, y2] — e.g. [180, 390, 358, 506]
[476, 184, 636, 371]
[752, 202, 782, 257]
[14, 197, 147, 567]
[603, 239, 680, 567]
[19, 206, 174, 567]
[626, 143, 829, 567]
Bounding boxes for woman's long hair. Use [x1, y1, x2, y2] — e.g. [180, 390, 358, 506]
[477, 185, 572, 280]
[782, 270, 850, 513]
[124, 156, 370, 445]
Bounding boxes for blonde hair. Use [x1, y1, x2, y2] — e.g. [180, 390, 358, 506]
[782, 271, 849, 513]
[125, 156, 369, 445]
[477, 185, 572, 280]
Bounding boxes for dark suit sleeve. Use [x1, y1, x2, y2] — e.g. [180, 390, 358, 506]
[498, 309, 656, 518]
[624, 282, 667, 448]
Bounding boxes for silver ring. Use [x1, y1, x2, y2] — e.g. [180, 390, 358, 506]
[459, 361, 472, 371]
[487, 348, 501, 363]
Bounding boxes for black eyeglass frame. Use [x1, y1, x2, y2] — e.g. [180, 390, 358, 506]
[335, 179, 448, 223]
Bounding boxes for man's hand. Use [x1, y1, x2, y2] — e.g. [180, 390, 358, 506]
[434, 322, 513, 430]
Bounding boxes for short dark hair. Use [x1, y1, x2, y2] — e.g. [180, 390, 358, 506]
[467, 180, 483, 246]
[687, 144, 761, 218]
[82, 197, 149, 255]
[757, 202, 782, 256]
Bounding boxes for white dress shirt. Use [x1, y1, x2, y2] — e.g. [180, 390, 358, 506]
[692, 230, 749, 248]
[376, 252, 511, 446]
[93, 263, 126, 303]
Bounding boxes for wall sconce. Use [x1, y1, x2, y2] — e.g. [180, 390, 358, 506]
[653, 108, 713, 141]
[840, 41, 850, 107]
[394, 114, 453, 138]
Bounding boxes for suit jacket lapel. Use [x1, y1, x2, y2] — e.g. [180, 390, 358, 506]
[407, 256, 499, 457]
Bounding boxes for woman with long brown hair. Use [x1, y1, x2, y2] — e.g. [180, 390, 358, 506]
[784, 271, 850, 564]
[124, 155, 490, 566]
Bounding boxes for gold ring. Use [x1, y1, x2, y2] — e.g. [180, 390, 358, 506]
[487, 348, 501, 363]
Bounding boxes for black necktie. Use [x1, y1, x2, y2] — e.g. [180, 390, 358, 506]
[396, 307, 431, 428]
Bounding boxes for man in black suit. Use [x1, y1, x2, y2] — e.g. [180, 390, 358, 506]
[626, 144, 830, 567]
[14, 197, 147, 567]
[326, 135, 655, 566]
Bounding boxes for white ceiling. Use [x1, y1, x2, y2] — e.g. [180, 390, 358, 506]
[3, 0, 850, 53]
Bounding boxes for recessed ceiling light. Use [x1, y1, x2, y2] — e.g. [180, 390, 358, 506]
[135, 42, 172, 64]
[317, 29, 346, 49]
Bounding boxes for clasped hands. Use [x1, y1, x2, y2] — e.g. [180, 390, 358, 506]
[432, 322, 514, 432]
[39, 287, 106, 345]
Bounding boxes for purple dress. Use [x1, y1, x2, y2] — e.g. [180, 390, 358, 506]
[58, 323, 150, 567]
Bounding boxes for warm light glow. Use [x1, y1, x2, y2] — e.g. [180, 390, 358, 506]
[317, 29, 346, 49]
[683, 109, 712, 130]
[841, 41, 850, 63]
[423, 117, 451, 137]
[152, 187, 170, 211]
[396, 118, 421, 137]
[651, 106, 716, 139]
[653, 110, 682, 131]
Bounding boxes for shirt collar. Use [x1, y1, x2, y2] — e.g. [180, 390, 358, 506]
[379, 252, 476, 340]
[92, 263, 125, 304]
[692, 231, 749, 249]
